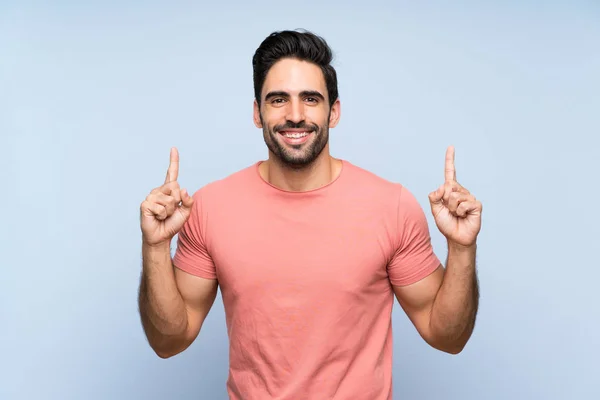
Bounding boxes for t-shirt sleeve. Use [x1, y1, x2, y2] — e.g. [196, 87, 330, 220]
[172, 189, 217, 279]
[387, 185, 441, 286]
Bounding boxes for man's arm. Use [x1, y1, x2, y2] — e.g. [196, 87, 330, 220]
[393, 242, 479, 354]
[138, 242, 218, 358]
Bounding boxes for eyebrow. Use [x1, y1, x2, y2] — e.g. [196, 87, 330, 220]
[264, 90, 326, 102]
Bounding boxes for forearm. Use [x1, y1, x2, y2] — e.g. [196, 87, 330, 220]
[138, 242, 189, 350]
[429, 242, 479, 352]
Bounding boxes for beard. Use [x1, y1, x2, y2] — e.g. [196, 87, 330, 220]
[261, 115, 330, 169]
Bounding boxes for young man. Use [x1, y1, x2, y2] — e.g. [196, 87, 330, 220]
[138, 30, 482, 400]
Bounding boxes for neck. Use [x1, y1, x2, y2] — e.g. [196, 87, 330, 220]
[260, 147, 342, 192]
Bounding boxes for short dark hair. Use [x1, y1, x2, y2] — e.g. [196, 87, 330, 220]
[252, 29, 339, 109]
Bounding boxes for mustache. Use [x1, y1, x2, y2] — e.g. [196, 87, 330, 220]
[273, 121, 319, 133]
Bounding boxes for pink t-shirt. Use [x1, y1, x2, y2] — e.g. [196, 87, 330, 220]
[173, 160, 441, 399]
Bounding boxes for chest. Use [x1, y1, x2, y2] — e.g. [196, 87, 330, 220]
[206, 202, 395, 301]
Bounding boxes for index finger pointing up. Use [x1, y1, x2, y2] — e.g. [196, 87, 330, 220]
[165, 147, 179, 183]
[445, 145, 456, 182]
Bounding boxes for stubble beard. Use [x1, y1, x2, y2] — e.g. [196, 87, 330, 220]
[261, 115, 330, 169]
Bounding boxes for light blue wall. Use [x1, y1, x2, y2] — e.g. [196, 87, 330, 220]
[2, 1, 599, 399]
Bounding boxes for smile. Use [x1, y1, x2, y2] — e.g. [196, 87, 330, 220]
[282, 131, 309, 138]
[278, 130, 313, 145]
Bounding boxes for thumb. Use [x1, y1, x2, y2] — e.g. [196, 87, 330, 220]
[180, 189, 194, 214]
[428, 185, 444, 214]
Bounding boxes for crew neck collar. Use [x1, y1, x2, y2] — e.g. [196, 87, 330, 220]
[254, 159, 347, 195]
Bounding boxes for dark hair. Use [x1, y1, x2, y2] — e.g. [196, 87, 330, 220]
[252, 29, 339, 109]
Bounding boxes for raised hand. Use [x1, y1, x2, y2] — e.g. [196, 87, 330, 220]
[140, 147, 194, 247]
[428, 146, 482, 247]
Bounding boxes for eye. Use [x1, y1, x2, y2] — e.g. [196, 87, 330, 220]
[305, 97, 318, 103]
[271, 98, 286, 104]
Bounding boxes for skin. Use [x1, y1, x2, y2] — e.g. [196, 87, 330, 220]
[138, 57, 481, 358]
[138, 149, 218, 358]
[394, 146, 481, 354]
[253, 58, 342, 192]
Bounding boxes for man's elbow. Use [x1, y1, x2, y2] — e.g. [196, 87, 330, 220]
[438, 342, 466, 355]
[427, 339, 467, 355]
[425, 319, 476, 355]
[152, 343, 187, 359]
[425, 330, 472, 355]
[146, 335, 192, 359]
[155, 350, 172, 359]
[155, 350, 179, 359]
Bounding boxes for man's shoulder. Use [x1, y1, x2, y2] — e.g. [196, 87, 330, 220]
[345, 162, 426, 212]
[342, 160, 404, 194]
[343, 160, 427, 224]
[191, 162, 259, 199]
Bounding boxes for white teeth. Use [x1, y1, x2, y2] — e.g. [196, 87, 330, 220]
[284, 132, 309, 138]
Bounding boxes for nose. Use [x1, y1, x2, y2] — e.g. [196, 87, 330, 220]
[286, 98, 305, 124]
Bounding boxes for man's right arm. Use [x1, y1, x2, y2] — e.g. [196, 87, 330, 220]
[138, 241, 218, 359]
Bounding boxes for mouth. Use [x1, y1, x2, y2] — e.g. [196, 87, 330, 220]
[278, 130, 313, 145]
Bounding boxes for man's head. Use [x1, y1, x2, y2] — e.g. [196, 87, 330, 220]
[252, 30, 341, 168]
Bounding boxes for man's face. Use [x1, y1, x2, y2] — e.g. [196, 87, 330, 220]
[254, 58, 340, 168]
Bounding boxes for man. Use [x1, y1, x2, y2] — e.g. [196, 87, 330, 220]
[138, 30, 481, 399]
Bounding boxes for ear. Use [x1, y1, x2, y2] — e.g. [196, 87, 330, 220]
[328, 98, 341, 128]
[253, 99, 263, 128]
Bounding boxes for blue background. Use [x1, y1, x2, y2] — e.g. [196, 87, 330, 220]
[2, 1, 599, 399]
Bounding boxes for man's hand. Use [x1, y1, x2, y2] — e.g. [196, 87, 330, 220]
[140, 147, 194, 247]
[428, 146, 482, 247]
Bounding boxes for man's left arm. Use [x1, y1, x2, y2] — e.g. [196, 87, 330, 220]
[393, 243, 479, 354]
[393, 145, 482, 354]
